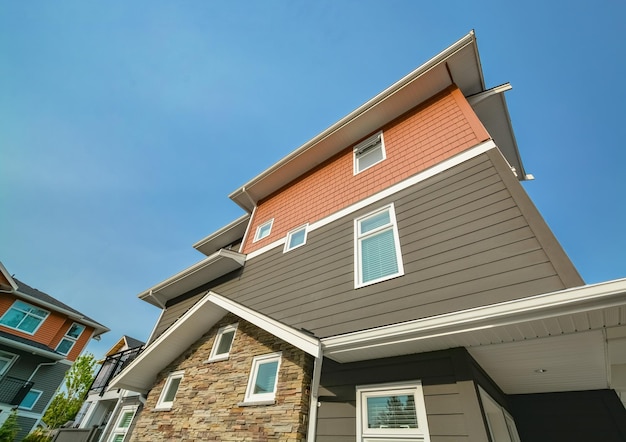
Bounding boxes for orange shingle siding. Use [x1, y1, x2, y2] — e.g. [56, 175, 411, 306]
[0, 294, 92, 359]
[243, 86, 490, 254]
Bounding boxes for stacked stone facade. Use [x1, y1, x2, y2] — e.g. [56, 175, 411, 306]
[130, 313, 313, 441]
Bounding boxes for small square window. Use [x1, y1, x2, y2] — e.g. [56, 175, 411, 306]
[354, 132, 385, 174]
[56, 323, 86, 356]
[244, 353, 281, 404]
[208, 323, 237, 362]
[283, 225, 308, 252]
[253, 219, 274, 242]
[156, 371, 184, 410]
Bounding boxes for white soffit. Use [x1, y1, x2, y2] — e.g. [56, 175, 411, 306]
[138, 249, 246, 307]
[110, 292, 320, 393]
[322, 278, 626, 363]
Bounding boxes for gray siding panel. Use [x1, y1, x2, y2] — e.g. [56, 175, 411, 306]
[150, 293, 204, 342]
[212, 152, 570, 338]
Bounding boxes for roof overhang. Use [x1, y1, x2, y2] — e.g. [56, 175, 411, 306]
[110, 291, 321, 393]
[192, 214, 250, 256]
[229, 30, 525, 212]
[0, 261, 18, 292]
[138, 249, 246, 308]
[0, 335, 65, 360]
[322, 278, 626, 396]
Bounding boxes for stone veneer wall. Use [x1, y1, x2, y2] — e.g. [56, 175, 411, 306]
[130, 313, 313, 441]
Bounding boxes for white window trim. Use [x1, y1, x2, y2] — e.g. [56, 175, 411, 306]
[479, 386, 521, 442]
[283, 224, 309, 253]
[56, 322, 86, 356]
[354, 131, 386, 175]
[155, 370, 184, 410]
[207, 323, 238, 362]
[243, 352, 281, 404]
[356, 381, 430, 442]
[19, 389, 42, 411]
[109, 405, 138, 442]
[0, 300, 49, 335]
[253, 219, 274, 242]
[0, 350, 18, 377]
[354, 203, 405, 288]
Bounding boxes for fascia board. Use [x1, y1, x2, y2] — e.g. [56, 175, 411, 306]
[207, 292, 320, 357]
[138, 249, 246, 307]
[192, 214, 250, 256]
[229, 31, 481, 211]
[111, 291, 321, 393]
[322, 278, 626, 358]
[0, 261, 18, 291]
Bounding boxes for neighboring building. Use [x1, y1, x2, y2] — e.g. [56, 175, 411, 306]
[69, 336, 144, 442]
[110, 32, 626, 442]
[0, 261, 109, 440]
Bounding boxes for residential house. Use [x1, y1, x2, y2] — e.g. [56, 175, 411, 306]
[0, 261, 109, 440]
[110, 31, 626, 442]
[68, 336, 144, 442]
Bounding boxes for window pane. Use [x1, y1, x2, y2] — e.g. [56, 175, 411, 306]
[361, 229, 398, 282]
[119, 411, 134, 428]
[0, 310, 25, 328]
[20, 315, 42, 333]
[163, 377, 181, 402]
[57, 338, 74, 355]
[253, 360, 278, 394]
[367, 394, 417, 429]
[216, 330, 235, 355]
[112, 435, 124, 442]
[360, 210, 391, 234]
[289, 229, 306, 248]
[357, 143, 383, 171]
[67, 324, 85, 338]
[20, 391, 40, 409]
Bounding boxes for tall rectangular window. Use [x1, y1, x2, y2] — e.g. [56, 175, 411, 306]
[356, 382, 430, 441]
[0, 350, 17, 376]
[156, 371, 184, 410]
[244, 353, 281, 403]
[109, 405, 138, 442]
[56, 323, 86, 355]
[354, 132, 386, 174]
[0, 300, 49, 334]
[355, 204, 404, 287]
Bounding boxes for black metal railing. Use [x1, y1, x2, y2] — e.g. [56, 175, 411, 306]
[88, 346, 143, 396]
[0, 376, 34, 405]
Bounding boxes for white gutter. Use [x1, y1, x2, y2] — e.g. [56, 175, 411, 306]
[0, 336, 63, 360]
[323, 278, 626, 358]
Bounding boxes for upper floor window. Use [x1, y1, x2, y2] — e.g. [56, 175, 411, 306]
[156, 370, 184, 410]
[208, 323, 237, 362]
[253, 219, 274, 242]
[19, 389, 42, 411]
[356, 382, 430, 441]
[0, 300, 49, 334]
[354, 204, 404, 288]
[244, 352, 281, 403]
[283, 224, 308, 253]
[354, 132, 386, 174]
[0, 350, 18, 376]
[56, 323, 86, 355]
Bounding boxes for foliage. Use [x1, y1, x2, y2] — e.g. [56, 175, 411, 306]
[42, 353, 96, 429]
[22, 428, 52, 442]
[0, 410, 20, 442]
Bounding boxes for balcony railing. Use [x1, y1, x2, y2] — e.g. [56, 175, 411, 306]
[0, 376, 34, 406]
[88, 346, 143, 396]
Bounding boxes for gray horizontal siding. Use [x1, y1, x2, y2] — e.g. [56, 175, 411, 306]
[150, 293, 205, 343]
[210, 152, 575, 338]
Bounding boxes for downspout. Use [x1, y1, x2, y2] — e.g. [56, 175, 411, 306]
[238, 187, 257, 254]
[306, 347, 324, 442]
[29, 361, 60, 429]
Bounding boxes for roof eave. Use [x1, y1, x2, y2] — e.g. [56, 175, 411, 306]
[229, 31, 482, 211]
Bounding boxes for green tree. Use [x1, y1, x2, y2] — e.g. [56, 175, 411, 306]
[0, 410, 20, 442]
[42, 354, 96, 429]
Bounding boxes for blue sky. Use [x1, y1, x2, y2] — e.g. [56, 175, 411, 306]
[1, 1, 624, 358]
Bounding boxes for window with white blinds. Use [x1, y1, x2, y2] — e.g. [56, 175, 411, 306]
[109, 406, 138, 442]
[354, 132, 386, 174]
[355, 204, 404, 287]
[357, 382, 430, 441]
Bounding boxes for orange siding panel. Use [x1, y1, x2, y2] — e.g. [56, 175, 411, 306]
[243, 86, 490, 254]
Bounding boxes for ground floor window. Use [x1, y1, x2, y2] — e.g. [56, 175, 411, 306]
[356, 381, 430, 441]
[109, 405, 138, 442]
